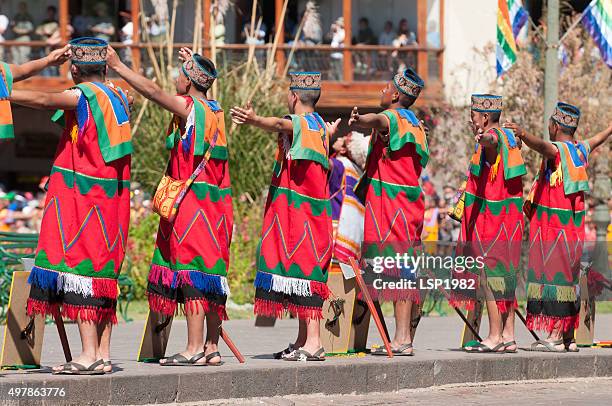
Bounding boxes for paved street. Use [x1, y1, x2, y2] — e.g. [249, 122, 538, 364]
[189, 378, 612, 406]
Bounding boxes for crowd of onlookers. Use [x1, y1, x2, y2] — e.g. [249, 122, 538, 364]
[0, 2, 166, 69]
[0, 179, 152, 235]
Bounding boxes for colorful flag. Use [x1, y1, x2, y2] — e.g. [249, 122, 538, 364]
[509, 0, 529, 37]
[581, 0, 612, 68]
[497, 0, 528, 76]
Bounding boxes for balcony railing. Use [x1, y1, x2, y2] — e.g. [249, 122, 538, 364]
[1, 40, 444, 84]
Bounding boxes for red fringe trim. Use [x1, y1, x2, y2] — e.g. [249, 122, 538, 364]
[182, 298, 229, 321]
[310, 281, 330, 300]
[496, 299, 518, 314]
[254, 299, 285, 319]
[449, 296, 517, 314]
[61, 304, 117, 325]
[147, 292, 178, 316]
[526, 313, 579, 333]
[363, 286, 422, 304]
[27, 298, 60, 319]
[449, 298, 476, 312]
[149, 264, 175, 288]
[287, 303, 324, 320]
[92, 278, 119, 299]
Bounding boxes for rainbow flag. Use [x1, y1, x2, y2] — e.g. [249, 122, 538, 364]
[581, 0, 611, 68]
[497, 0, 528, 76]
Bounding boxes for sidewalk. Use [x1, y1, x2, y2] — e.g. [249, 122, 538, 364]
[1, 315, 611, 405]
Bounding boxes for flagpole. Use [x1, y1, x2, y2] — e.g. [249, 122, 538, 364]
[543, 0, 559, 141]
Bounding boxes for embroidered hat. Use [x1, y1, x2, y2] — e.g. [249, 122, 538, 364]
[471, 94, 502, 113]
[289, 71, 321, 90]
[552, 102, 580, 129]
[182, 54, 217, 90]
[70, 37, 108, 65]
[393, 68, 424, 98]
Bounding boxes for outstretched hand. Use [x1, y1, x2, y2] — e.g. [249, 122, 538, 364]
[178, 47, 194, 63]
[503, 121, 525, 139]
[105, 46, 122, 69]
[230, 101, 256, 125]
[46, 44, 71, 66]
[325, 118, 341, 138]
[348, 106, 360, 127]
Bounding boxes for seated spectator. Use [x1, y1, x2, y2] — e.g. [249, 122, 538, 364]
[397, 18, 417, 45]
[11, 2, 34, 64]
[378, 21, 394, 46]
[355, 17, 376, 45]
[119, 11, 133, 66]
[89, 3, 115, 42]
[301, 1, 322, 45]
[35, 6, 60, 76]
[35, 6, 58, 42]
[241, 10, 267, 45]
[328, 17, 345, 80]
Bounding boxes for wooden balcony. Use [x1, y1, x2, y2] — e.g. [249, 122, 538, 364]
[6, 0, 445, 109]
[8, 42, 443, 109]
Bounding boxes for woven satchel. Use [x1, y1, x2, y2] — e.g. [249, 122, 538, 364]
[153, 125, 219, 223]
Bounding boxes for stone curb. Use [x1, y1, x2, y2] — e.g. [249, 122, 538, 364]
[1, 352, 611, 405]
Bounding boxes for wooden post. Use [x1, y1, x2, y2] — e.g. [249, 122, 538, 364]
[416, 0, 428, 83]
[342, 0, 352, 82]
[59, 0, 69, 78]
[274, 0, 286, 75]
[437, 0, 444, 82]
[131, 0, 141, 72]
[203, 0, 211, 57]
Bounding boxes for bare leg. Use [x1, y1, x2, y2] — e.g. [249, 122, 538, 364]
[53, 319, 102, 372]
[563, 328, 577, 351]
[293, 319, 307, 349]
[160, 304, 205, 365]
[467, 301, 503, 351]
[97, 321, 113, 372]
[546, 322, 566, 351]
[204, 311, 221, 364]
[501, 308, 516, 351]
[390, 300, 413, 354]
[301, 317, 323, 355]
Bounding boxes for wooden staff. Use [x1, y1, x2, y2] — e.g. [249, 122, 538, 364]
[53, 315, 72, 362]
[349, 258, 394, 358]
[220, 328, 245, 363]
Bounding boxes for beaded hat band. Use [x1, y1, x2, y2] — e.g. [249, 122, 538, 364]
[471, 94, 502, 113]
[552, 102, 580, 128]
[289, 72, 321, 91]
[70, 37, 108, 65]
[393, 68, 424, 98]
[182, 55, 217, 90]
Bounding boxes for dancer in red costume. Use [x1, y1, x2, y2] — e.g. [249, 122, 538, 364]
[451, 95, 526, 354]
[231, 72, 339, 361]
[506, 104, 611, 352]
[11, 38, 132, 374]
[349, 68, 428, 356]
[106, 46, 232, 366]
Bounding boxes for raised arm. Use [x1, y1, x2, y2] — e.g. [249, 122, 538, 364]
[504, 122, 557, 159]
[586, 123, 612, 152]
[230, 101, 293, 133]
[10, 89, 79, 110]
[348, 107, 388, 132]
[9, 45, 71, 82]
[106, 46, 190, 119]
